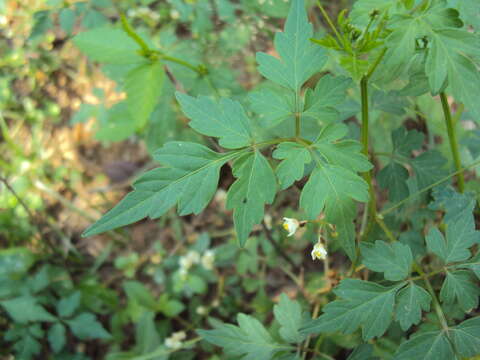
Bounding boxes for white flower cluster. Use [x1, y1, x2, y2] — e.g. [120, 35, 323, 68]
[164, 331, 186, 349]
[201, 250, 215, 270]
[178, 249, 216, 279]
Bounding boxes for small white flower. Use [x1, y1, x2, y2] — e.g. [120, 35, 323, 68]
[170, 9, 180, 19]
[201, 250, 215, 270]
[164, 331, 186, 349]
[282, 217, 300, 237]
[311, 241, 328, 261]
[196, 306, 207, 315]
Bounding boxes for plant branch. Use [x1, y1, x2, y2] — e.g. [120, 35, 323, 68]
[440, 92, 464, 193]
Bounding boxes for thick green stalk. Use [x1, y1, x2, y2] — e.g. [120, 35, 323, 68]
[440, 92, 464, 193]
[360, 77, 377, 232]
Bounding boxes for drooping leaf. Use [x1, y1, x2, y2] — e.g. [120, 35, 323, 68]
[176, 92, 254, 149]
[450, 316, 480, 358]
[83, 142, 238, 237]
[226, 151, 277, 246]
[440, 270, 480, 312]
[272, 142, 311, 189]
[273, 293, 306, 343]
[198, 313, 290, 360]
[73, 26, 144, 64]
[1, 296, 56, 324]
[378, 162, 410, 203]
[256, 0, 327, 91]
[301, 279, 401, 340]
[361, 240, 413, 281]
[125, 61, 165, 129]
[48, 322, 66, 353]
[394, 331, 455, 360]
[67, 312, 111, 340]
[395, 283, 431, 331]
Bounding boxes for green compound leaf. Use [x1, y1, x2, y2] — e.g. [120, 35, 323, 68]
[272, 142, 311, 190]
[1, 296, 56, 324]
[303, 75, 352, 124]
[176, 92, 254, 149]
[390, 127, 425, 158]
[226, 151, 277, 246]
[301, 279, 401, 341]
[450, 316, 480, 358]
[300, 124, 371, 259]
[448, 0, 480, 29]
[410, 150, 447, 190]
[66, 312, 111, 340]
[458, 252, 480, 279]
[385, 1, 480, 118]
[73, 26, 144, 64]
[198, 313, 291, 360]
[313, 124, 372, 173]
[361, 240, 413, 281]
[395, 283, 431, 331]
[57, 291, 81, 318]
[440, 270, 480, 312]
[249, 87, 295, 129]
[274, 293, 307, 344]
[377, 162, 410, 203]
[394, 331, 455, 360]
[425, 213, 480, 264]
[300, 164, 368, 219]
[83, 142, 237, 237]
[125, 61, 165, 129]
[256, 0, 327, 91]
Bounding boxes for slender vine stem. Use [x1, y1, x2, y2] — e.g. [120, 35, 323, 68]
[440, 92, 465, 193]
[381, 158, 480, 216]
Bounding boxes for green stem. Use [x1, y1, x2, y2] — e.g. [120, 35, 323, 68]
[360, 76, 377, 234]
[376, 216, 396, 243]
[440, 92, 464, 193]
[120, 14, 150, 55]
[316, 0, 343, 44]
[413, 263, 449, 331]
[161, 55, 207, 75]
[120, 14, 207, 76]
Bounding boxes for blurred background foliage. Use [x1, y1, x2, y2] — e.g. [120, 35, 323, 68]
[1, 0, 479, 359]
